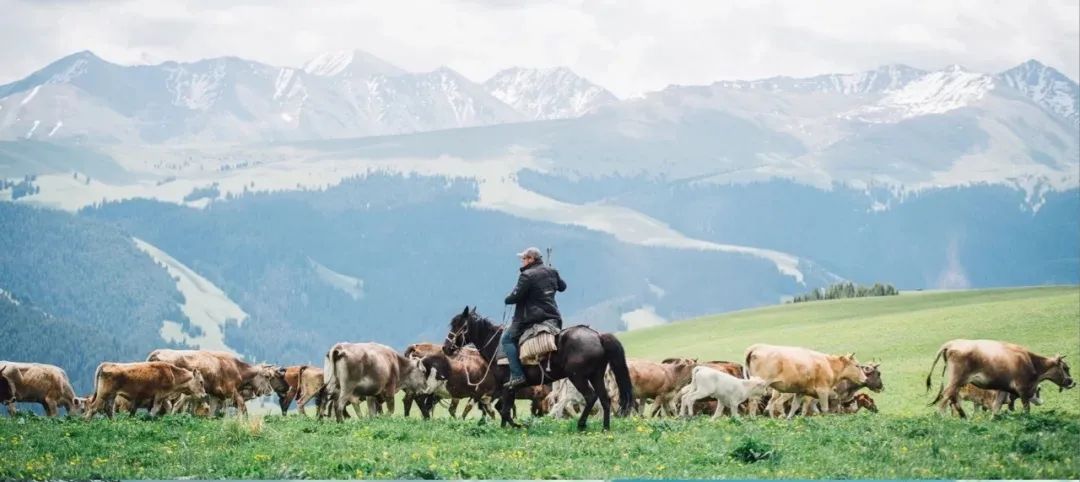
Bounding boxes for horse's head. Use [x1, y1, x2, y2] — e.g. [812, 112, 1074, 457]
[443, 306, 475, 356]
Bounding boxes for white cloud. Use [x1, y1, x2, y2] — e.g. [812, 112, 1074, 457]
[0, 0, 1076, 97]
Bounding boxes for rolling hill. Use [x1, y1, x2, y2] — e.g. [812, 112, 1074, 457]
[618, 286, 1080, 415]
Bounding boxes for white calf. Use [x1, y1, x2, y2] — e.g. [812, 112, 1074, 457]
[680, 366, 769, 419]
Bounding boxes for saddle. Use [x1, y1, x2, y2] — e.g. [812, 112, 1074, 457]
[497, 320, 560, 366]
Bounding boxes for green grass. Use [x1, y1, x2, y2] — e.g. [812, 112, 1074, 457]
[2, 286, 1078, 479]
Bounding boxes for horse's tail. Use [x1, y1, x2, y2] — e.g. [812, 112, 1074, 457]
[926, 344, 949, 405]
[600, 333, 633, 416]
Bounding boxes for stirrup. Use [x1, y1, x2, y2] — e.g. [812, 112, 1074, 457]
[504, 377, 526, 390]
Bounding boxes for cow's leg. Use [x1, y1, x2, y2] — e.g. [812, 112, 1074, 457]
[296, 391, 313, 416]
[43, 398, 58, 417]
[710, 399, 724, 420]
[989, 391, 1009, 417]
[280, 388, 297, 416]
[230, 390, 248, 417]
[816, 390, 830, 415]
[333, 393, 347, 423]
[403, 393, 414, 417]
[5, 401, 16, 416]
[786, 395, 802, 419]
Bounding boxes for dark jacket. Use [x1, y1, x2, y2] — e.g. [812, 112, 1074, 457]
[504, 260, 566, 326]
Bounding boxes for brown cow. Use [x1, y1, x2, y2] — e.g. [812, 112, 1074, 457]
[146, 349, 275, 416]
[927, 339, 1074, 417]
[745, 344, 867, 418]
[846, 393, 878, 413]
[772, 363, 884, 416]
[267, 365, 307, 415]
[323, 342, 419, 422]
[420, 351, 498, 419]
[624, 359, 695, 417]
[957, 383, 1043, 415]
[0, 361, 81, 416]
[293, 366, 326, 416]
[84, 362, 207, 419]
[403, 342, 483, 418]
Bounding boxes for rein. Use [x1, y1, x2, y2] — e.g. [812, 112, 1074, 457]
[464, 318, 504, 388]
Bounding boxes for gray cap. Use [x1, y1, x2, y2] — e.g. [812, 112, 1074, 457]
[516, 246, 543, 259]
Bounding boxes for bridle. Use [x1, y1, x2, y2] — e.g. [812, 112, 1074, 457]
[446, 312, 506, 388]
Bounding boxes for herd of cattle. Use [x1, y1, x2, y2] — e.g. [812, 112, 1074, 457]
[0, 338, 1073, 422]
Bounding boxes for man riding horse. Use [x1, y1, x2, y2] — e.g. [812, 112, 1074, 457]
[502, 246, 566, 390]
[442, 246, 633, 430]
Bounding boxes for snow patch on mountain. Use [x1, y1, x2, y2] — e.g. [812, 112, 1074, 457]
[25, 120, 39, 138]
[0, 288, 20, 306]
[484, 67, 618, 119]
[166, 63, 226, 111]
[20, 86, 41, 105]
[309, 257, 364, 300]
[47, 121, 62, 137]
[848, 66, 994, 122]
[134, 237, 246, 354]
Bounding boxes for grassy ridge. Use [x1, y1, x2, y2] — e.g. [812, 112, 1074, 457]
[1, 286, 1078, 479]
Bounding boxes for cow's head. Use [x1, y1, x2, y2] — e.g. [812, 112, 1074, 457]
[745, 376, 771, 399]
[1045, 355, 1074, 391]
[185, 369, 209, 400]
[861, 363, 884, 392]
[268, 366, 290, 396]
[246, 364, 277, 397]
[837, 353, 867, 385]
[421, 354, 452, 382]
[854, 393, 878, 413]
[407, 358, 443, 395]
[72, 396, 89, 414]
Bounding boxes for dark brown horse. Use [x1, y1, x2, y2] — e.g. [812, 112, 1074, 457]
[442, 307, 633, 430]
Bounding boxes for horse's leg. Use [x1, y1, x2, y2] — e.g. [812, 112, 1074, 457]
[569, 375, 596, 431]
[590, 370, 613, 431]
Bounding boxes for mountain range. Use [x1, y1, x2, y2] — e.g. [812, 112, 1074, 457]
[0, 50, 618, 143]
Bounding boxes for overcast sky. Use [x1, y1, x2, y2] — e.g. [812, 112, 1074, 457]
[1, 0, 1076, 97]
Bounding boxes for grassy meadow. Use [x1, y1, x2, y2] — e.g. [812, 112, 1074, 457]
[1, 286, 1078, 479]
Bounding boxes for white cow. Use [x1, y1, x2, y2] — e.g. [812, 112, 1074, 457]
[680, 366, 769, 419]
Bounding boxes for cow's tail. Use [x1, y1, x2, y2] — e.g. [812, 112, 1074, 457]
[925, 344, 949, 405]
[322, 346, 343, 397]
[296, 365, 308, 401]
[744, 346, 756, 379]
[600, 333, 633, 416]
[89, 363, 105, 403]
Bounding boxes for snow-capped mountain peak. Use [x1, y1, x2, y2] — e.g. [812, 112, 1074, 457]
[483, 66, 618, 120]
[998, 59, 1079, 127]
[302, 49, 405, 78]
